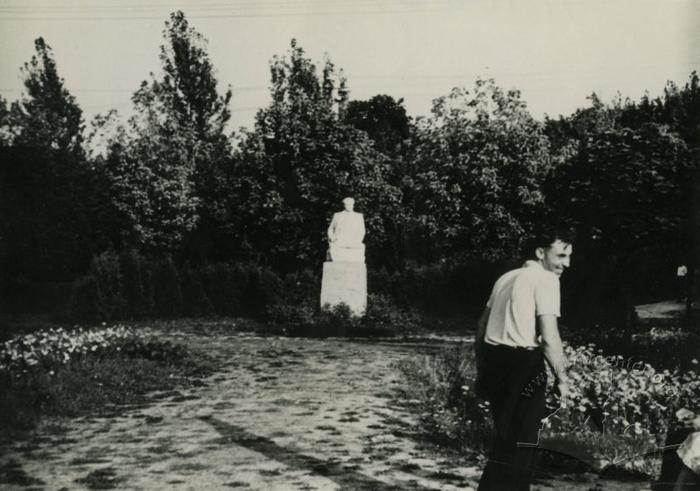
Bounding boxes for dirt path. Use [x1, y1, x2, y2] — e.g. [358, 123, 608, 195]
[0, 330, 484, 490]
[0, 329, 658, 490]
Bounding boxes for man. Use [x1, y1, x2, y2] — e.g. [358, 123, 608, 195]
[475, 230, 573, 491]
[327, 197, 366, 262]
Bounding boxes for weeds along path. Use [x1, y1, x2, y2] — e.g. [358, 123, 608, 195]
[0, 330, 482, 490]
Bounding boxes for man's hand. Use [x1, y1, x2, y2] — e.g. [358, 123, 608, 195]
[557, 380, 571, 406]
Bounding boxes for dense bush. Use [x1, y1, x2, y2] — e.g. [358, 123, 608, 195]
[151, 255, 183, 317]
[361, 293, 423, 333]
[64, 249, 486, 329]
[91, 250, 127, 320]
[538, 344, 700, 474]
[370, 260, 504, 316]
[120, 248, 155, 317]
[394, 339, 700, 477]
[264, 294, 423, 337]
[564, 326, 700, 371]
[179, 263, 214, 317]
[66, 252, 286, 322]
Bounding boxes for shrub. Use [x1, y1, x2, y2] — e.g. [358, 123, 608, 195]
[67, 274, 100, 322]
[370, 260, 502, 317]
[194, 263, 234, 315]
[393, 346, 491, 458]
[120, 248, 155, 317]
[151, 255, 183, 317]
[199, 262, 280, 317]
[362, 293, 422, 334]
[180, 264, 214, 317]
[0, 326, 211, 436]
[565, 326, 700, 371]
[91, 251, 127, 320]
[313, 303, 358, 337]
[279, 269, 321, 305]
[264, 301, 316, 325]
[238, 263, 283, 317]
[393, 340, 700, 477]
[266, 294, 422, 337]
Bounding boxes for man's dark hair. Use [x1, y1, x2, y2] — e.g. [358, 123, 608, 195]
[522, 227, 574, 260]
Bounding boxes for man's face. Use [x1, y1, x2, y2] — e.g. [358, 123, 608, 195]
[343, 200, 354, 212]
[537, 240, 572, 276]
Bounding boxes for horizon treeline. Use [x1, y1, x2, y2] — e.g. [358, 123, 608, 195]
[1, 11, 698, 325]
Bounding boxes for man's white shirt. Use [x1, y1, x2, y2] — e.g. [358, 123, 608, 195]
[484, 260, 560, 348]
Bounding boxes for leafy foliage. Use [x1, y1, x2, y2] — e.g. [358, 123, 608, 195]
[345, 94, 410, 154]
[0, 39, 117, 287]
[407, 79, 552, 261]
[231, 40, 402, 270]
[1, 12, 698, 321]
[544, 81, 697, 326]
[7, 38, 83, 154]
[0, 325, 211, 435]
[395, 340, 700, 476]
[96, 11, 233, 252]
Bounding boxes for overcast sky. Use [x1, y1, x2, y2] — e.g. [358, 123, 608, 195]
[1, 0, 699, 131]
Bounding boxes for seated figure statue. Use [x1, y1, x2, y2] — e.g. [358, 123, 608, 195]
[327, 197, 365, 263]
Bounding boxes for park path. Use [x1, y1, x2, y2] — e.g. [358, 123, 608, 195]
[0, 329, 484, 490]
[0, 328, 655, 490]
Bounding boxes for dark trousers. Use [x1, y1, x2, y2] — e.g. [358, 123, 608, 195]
[476, 343, 547, 491]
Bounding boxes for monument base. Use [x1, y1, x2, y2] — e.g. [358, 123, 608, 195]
[328, 244, 365, 262]
[320, 261, 367, 316]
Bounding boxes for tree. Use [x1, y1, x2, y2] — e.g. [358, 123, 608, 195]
[8, 38, 83, 154]
[544, 85, 693, 328]
[345, 95, 410, 155]
[148, 10, 232, 143]
[98, 11, 233, 253]
[548, 122, 690, 309]
[344, 95, 415, 270]
[0, 96, 10, 145]
[0, 38, 113, 290]
[407, 79, 552, 262]
[232, 40, 401, 270]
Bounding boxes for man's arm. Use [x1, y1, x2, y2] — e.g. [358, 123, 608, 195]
[538, 314, 570, 400]
[475, 307, 490, 343]
[358, 213, 366, 242]
[473, 306, 490, 360]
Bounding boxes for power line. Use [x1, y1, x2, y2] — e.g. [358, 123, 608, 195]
[0, 2, 454, 21]
[0, 0, 447, 11]
[0, 0, 451, 12]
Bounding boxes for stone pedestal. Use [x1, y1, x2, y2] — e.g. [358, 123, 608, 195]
[328, 244, 365, 262]
[320, 261, 367, 316]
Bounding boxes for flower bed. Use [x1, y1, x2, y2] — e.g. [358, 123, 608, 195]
[393, 340, 700, 477]
[0, 325, 211, 438]
[538, 344, 700, 474]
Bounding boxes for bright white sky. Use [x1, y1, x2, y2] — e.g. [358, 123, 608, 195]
[1, 0, 699, 131]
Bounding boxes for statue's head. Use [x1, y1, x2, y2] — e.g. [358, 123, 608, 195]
[342, 197, 355, 212]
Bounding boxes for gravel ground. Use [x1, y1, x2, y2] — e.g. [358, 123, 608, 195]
[0, 329, 656, 490]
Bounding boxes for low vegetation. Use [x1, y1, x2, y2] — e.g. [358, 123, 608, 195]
[0, 325, 212, 439]
[394, 332, 700, 478]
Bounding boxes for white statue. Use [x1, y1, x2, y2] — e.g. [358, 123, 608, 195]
[327, 197, 365, 263]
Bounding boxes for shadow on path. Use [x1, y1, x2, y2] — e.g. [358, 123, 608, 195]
[205, 417, 410, 490]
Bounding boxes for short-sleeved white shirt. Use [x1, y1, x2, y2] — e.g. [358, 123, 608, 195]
[484, 260, 560, 348]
